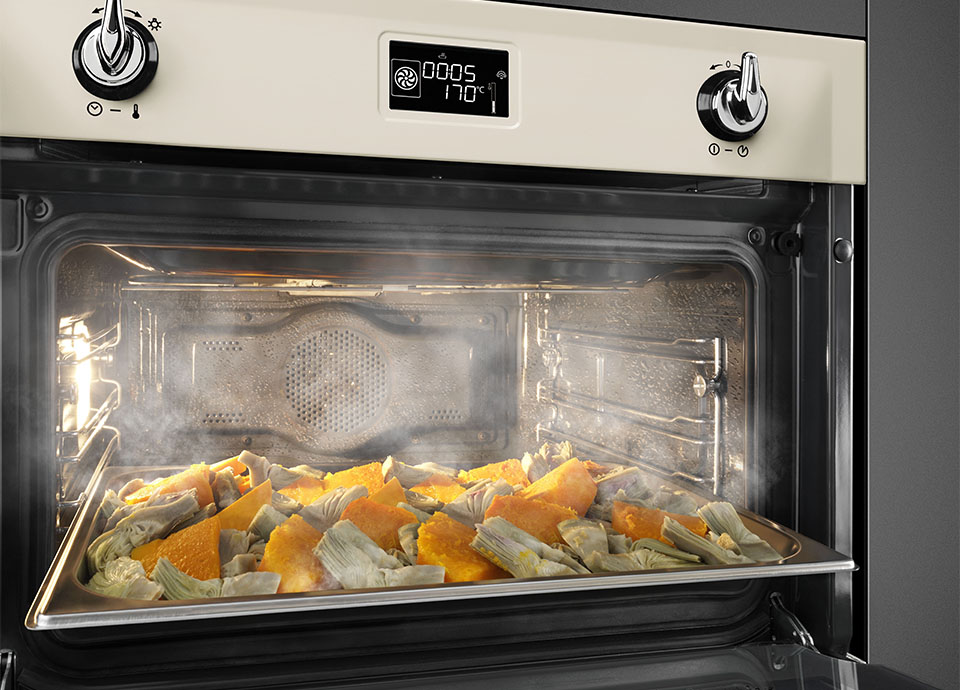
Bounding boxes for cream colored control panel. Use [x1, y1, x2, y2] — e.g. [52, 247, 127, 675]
[0, 0, 865, 183]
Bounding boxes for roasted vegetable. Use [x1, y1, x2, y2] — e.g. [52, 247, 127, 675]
[483, 494, 577, 545]
[630, 538, 701, 563]
[209, 455, 246, 476]
[470, 523, 577, 579]
[219, 529, 251, 566]
[482, 517, 588, 573]
[221, 553, 258, 577]
[416, 513, 509, 582]
[212, 469, 242, 509]
[442, 478, 513, 527]
[271, 491, 302, 517]
[278, 476, 327, 506]
[557, 518, 609, 562]
[382, 456, 458, 487]
[369, 477, 406, 506]
[257, 514, 339, 593]
[150, 557, 222, 600]
[248, 504, 288, 543]
[660, 517, 753, 566]
[409, 474, 466, 504]
[339, 497, 418, 551]
[221, 571, 282, 598]
[238, 450, 272, 488]
[298, 485, 367, 534]
[611, 501, 708, 545]
[122, 467, 215, 508]
[517, 458, 597, 516]
[458, 458, 529, 488]
[130, 515, 221, 580]
[323, 461, 384, 496]
[86, 557, 163, 600]
[696, 501, 781, 562]
[216, 479, 272, 531]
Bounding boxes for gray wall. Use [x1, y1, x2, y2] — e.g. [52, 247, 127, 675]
[867, 3, 960, 690]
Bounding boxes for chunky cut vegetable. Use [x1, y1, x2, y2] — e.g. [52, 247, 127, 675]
[278, 477, 327, 506]
[323, 462, 384, 496]
[409, 474, 466, 504]
[123, 467, 215, 508]
[458, 459, 529, 488]
[417, 512, 509, 582]
[339, 497, 418, 551]
[517, 458, 597, 516]
[258, 515, 338, 593]
[130, 516, 221, 579]
[216, 480, 273, 531]
[208, 455, 246, 476]
[483, 494, 577, 545]
[369, 477, 406, 507]
[611, 501, 708, 545]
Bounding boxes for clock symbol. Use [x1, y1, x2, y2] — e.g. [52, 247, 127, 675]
[394, 66, 419, 91]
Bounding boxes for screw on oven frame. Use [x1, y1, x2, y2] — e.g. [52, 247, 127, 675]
[26, 197, 50, 220]
[240, 436, 252, 447]
[477, 431, 492, 442]
[241, 312, 253, 322]
[747, 225, 766, 246]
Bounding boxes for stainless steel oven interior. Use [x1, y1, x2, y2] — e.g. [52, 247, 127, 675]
[5, 156, 854, 684]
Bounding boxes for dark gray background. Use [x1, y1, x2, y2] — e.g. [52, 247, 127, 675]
[496, 1, 958, 688]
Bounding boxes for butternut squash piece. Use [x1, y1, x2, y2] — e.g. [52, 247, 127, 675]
[339, 497, 417, 551]
[369, 477, 405, 506]
[517, 458, 597, 516]
[410, 474, 466, 504]
[483, 494, 577, 545]
[258, 514, 338, 593]
[458, 458, 529, 488]
[216, 480, 272, 531]
[323, 461, 384, 496]
[209, 455, 246, 475]
[611, 501, 709, 545]
[417, 512, 509, 582]
[123, 467, 215, 508]
[278, 476, 327, 505]
[235, 474, 252, 494]
[131, 515, 221, 579]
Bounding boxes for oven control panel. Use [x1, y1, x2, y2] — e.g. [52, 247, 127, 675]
[0, 0, 865, 184]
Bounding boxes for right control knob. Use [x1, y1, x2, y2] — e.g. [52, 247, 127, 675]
[697, 52, 768, 141]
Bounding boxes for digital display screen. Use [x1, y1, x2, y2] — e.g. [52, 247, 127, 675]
[388, 41, 509, 118]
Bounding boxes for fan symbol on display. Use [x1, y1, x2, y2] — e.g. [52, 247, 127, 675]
[394, 66, 419, 91]
[146, 17, 161, 31]
[496, 70, 507, 79]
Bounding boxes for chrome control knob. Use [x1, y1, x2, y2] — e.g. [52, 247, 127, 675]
[697, 52, 768, 141]
[72, 0, 158, 101]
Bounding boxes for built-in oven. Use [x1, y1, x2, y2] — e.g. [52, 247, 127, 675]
[0, 0, 946, 688]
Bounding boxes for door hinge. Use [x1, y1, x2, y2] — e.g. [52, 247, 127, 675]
[769, 592, 816, 651]
[0, 649, 16, 690]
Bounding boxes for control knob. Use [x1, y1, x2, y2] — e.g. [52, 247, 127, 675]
[697, 52, 768, 141]
[72, 0, 158, 100]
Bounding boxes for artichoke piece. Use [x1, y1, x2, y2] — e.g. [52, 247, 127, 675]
[403, 490, 443, 514]
[557, 518, 609, 561]
[587, 487, 651, 522]
[441, 478, 513, 527]
[237, 450, 272, 488]
[288, 464, 327, 480]
[248, 504, 288, 543]
[86, 557, 163, 600]
[117, 478, 146, 500]
[221, 553, 260, 578]
[221, 571, 281, 598]
[297, 485, 367, 533]
[312, 519, 403, 589]
[219, 529, 252, 565]
[594, 467, 650, 505]
[151, 557, 222, 600]
[520, 451, 550, 483]
[271, 491, 302, 517]
[632, 548, 700, 570]
[521, 441, 576, 483]
[397, 502, 431, 524]
[386, 548, 414, 567]
[653, 488, 699, 516]
[247, 539, 266, 565]
[398, 521, 419, 559]
[584, 552, 640, 573]
[266, 465, 303, 491]
[382, 456, 458, 487]
[87, 492, 200, 574]
[630, 538, 702, 563]
[661, 517, 753, 566]
[697, 501, 782, 562]
[470, 523, 577, 579]
[170, 503, 217, 533]
[714, 532, 741, 554]
[380, 565, 445, 587]
[212, 469, 241, 509]
[103, 488, 198, 533]
[483, 516, 589, 574]
[95, 490, 125, 533]
[604, 526, 633, 554]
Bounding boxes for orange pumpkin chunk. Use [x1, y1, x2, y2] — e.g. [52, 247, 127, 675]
[235, 474, 252, 494]
[410, 474, 466, 504]
[209, 455, 246, 475]
[130, 515, 221, 580]
[458, 458, 530, 488]
[323, 461, 384, 496]
[339, 497, 417, 551]
[517, 458, 597, 517]
[216, 480, 273, 531]
[369, 477, 406, 507]
[483, 494, 577, 545]
[279, 477, 327, 505]
[417, 512, 509, 582]
[258, 515, 337, 593]
[611, 501, 708, 546]
[123, 467, 215, 508]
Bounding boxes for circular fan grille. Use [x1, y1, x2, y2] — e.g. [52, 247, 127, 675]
[284, 329, 387, 433]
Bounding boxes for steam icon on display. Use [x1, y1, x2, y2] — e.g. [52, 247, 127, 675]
[496, 70, 507, 79]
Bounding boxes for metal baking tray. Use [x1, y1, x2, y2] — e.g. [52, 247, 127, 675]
[26, 465, 856, 630]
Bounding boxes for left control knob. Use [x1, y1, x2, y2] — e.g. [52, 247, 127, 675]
[72, 0, 158, 100]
